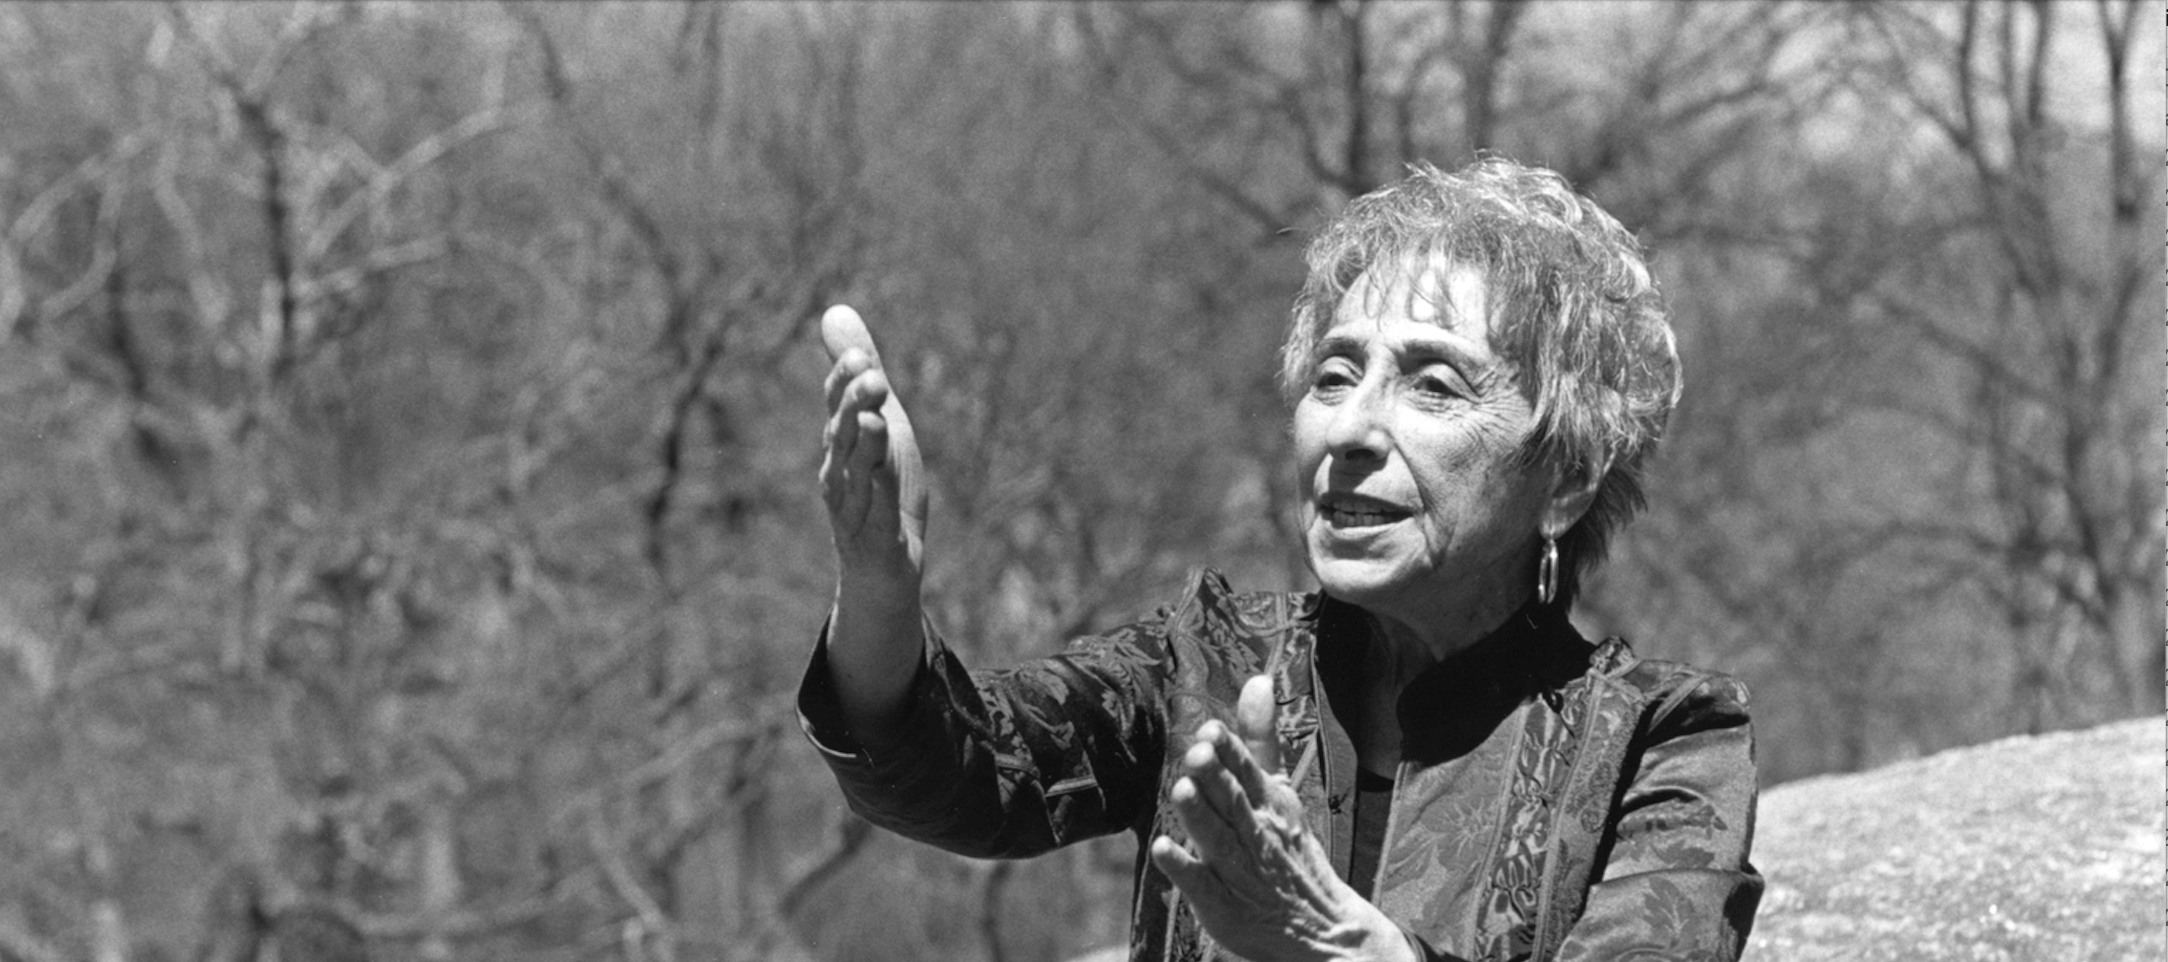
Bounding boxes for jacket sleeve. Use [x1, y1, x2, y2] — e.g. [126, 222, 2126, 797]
[1550, 674, 1763, 962]
[796, 614, 1172, 859]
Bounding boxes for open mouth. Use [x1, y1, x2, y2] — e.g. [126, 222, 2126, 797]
[1318, 494, 1413, 528]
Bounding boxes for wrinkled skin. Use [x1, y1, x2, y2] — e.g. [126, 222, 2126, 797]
[1293, 261, 1590, 658]
[1147, 677, 1417, 962]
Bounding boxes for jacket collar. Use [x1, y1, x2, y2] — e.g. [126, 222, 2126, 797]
[1310, 595, 1595, 758]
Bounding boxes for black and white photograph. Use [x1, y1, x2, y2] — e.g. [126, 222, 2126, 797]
[0, 3, 2157, 961]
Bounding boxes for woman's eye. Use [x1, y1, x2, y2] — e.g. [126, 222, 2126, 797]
[1414, 374, 1459, 400]
[1311, 364, 1356, 394]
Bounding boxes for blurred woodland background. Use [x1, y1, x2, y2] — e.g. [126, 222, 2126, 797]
[0, 2, 2157, 961]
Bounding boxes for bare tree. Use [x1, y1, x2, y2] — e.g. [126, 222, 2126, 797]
[1842, 0, 2163, 729]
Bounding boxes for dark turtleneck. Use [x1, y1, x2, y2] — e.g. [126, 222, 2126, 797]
[1314, 595, 1595, 895]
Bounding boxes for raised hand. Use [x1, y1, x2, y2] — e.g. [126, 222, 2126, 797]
[820, 304, 927, 588]
[1149, 676, 1416, 962]
[818, 304, 930, 732]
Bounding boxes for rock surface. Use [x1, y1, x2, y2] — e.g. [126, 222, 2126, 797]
[1747, 717, 2164, 961]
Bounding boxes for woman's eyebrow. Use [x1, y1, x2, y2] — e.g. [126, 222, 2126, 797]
[1312, 330, 1490, 373]
[1396, 330, 1488, 372]
[1311, 333, 1369, 359]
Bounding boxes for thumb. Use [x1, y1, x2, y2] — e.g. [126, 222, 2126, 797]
[820, 304, 884, 365]
[1236, 674, 1281, 776]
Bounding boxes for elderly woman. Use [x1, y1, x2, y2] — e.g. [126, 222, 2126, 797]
[802, 158, 1760, 962]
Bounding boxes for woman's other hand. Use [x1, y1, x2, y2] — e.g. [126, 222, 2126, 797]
[1151, 677, 1418, 962]
[818, 304, 929, 734]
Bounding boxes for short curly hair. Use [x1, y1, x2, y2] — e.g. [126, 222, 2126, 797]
[1278, 157, 1681, 605]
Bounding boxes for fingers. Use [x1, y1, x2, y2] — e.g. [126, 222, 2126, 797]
[823, 370, 889, 469]
[818, 302, 896, 488]
[1184, 722, 1258, 816]
[1175, 737, 1262, 858]
[840, 373, 891, 461]
[1196, 689, 1280, 823]
[1236, 675, 1281, 777]
[815, 303, 928, 599]
[821, 366, 894, 534]
[1169, 706, 1316, 861]
[1155, 771, 1268, 917]
[1155, 709, 1377, 959]
[1168, 720, 1295, 886]
[1155, 735, 1326, 923]
[820, 303, 887, 452]
[850, 409, 891, 489]
[824, 346, 873, 417]
[1148, 834, 1202, 875]
[820, 304, 884, 364]
[1147, 833, 1217, 901]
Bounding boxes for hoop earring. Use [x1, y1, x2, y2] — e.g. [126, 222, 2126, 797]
[1536, 536, 1559, 606]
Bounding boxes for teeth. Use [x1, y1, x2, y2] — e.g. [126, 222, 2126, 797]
[1327, 507, 1400, 526]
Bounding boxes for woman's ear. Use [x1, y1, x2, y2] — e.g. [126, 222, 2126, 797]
[1540, 454, 1608, 538]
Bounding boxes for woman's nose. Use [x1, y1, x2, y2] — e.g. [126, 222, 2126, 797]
[1324, 381, 1389, 463]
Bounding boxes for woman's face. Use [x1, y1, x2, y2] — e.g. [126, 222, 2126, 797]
[1292, 261, 1556, 632]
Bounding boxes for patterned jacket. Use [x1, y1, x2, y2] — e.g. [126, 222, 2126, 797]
[798, 570, 1762, 961]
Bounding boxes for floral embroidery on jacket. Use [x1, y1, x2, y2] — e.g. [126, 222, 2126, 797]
[797, 569, 1762, 962]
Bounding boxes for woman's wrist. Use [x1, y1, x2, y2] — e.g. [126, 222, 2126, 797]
[828, 571, 927, 735]
[1336, 894, 1421, 962]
